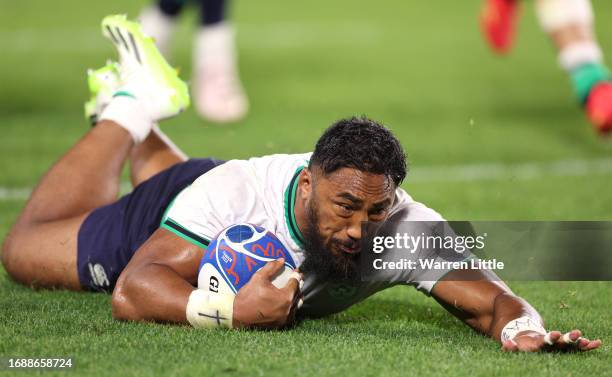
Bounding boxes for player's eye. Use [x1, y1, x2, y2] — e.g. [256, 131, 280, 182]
[335, 203, 354, 215]
[368, 208, 387, 220]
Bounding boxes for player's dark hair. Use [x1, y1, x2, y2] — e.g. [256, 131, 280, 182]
[309, 116, 407, 186]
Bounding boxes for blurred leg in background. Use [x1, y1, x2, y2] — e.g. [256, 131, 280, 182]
[535, 0, 612, 134]
[480, 0, 612, 134]
[139, 0, 248, 124]
[480, 0, 520, 54]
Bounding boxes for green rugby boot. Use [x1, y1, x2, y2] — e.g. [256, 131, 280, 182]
[101, 14, 190, 121]
[84, 61, 121, 125]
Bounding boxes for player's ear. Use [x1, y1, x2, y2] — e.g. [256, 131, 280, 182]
[298, 168, 313, 201]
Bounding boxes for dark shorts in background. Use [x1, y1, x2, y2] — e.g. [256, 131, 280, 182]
[77, 158, 224, 292]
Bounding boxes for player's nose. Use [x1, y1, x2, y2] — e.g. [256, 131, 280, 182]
[346, 217, 363, 243]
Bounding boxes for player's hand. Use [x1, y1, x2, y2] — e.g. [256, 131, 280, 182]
[501, 329, 602, 352]
[232, 258, 302, 329]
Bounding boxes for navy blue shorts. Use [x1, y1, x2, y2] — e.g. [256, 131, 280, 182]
[77, 158, 224, 292]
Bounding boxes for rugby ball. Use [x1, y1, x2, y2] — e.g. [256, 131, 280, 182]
[197, 223, 297, 295]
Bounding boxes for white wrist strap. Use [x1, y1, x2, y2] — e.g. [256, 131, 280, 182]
[501, 316, 546, 342]
[186, 289, 234, 329]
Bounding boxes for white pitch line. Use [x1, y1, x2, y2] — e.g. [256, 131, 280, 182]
[408, 157, 612, 183]
[0, 182, 134, 202]
[0, 187, 33, 201]
[1, 158, 611, 201]
[0, 22, 383, 53]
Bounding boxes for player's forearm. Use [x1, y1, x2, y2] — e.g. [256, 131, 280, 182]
[112, 263, 193, 324]
[487, 292, 543, 341]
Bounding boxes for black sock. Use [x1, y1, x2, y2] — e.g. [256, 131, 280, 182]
[199, 0, 228, 26]
[157, 0, 188, 17]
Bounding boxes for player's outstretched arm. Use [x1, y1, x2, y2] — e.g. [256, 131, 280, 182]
[430, 269, 602, 352]
[112, 228, 300, 329]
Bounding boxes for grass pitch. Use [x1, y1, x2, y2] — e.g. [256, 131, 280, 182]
[1, 1, 611, 376]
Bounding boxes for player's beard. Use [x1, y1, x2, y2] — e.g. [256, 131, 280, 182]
[300, 196, 360, 281]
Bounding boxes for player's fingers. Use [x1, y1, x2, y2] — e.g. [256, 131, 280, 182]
[501, 339, 518, 352]
[556, 329, 582, 348]
[293, 270, 305, 290]
[548, 329, 581, 350]
[576, 338, 601, 351]
[544, 331, 562, 346]
[285, 295, 304, 329]
[577, 337, 590, 348]
[281, 273, 300, 295]
[560, 330, 582, 345]
[256, 258, 286, 279]
[293, 270, 304, 291]
[584, 339, 602, 351]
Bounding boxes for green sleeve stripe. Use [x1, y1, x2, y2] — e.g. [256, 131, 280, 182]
[283, 166, 305, 247]
[160, 187, 189, 226]
[161, 218, 211, 249]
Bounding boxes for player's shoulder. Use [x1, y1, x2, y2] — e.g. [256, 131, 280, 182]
[391, 187, 445, 222]
[189, 152, 311, 185]
[242, 152, 312, 192]
[245, 152, 312, 173]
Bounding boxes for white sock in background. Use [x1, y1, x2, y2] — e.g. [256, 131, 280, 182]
[193, 22, 248, 123]
[195, 22, 235, 70]
[558, 41, 603, 72]
[139, 6, 177, 57]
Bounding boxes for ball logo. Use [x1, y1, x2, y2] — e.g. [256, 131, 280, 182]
[221, 251, 233, 264]
[209, 276, 219, 293]
[251, 239, 287, 259]
[197, 224, 297, 294]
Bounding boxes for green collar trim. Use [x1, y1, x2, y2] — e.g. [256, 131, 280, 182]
[284, 166, 305, 248]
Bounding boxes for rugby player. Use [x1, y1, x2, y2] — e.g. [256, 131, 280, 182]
[1, 15, 601, 352]
[480, 0, 612, 134]
[139, 0, 248, 123]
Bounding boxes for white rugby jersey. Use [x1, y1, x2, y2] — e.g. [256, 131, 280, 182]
[161, 153, 463, 318]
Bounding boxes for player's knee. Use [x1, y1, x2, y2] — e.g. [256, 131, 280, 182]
[1, 224, 19, 267]
[1, 227, 35, 284]
[1, 235, 11, 272]
[1, 230, 21, 280]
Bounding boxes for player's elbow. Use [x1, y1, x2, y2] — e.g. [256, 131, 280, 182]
[493, 291, 523, 311]
[111, 288, 133, 321]
[111, 276, 141, 321]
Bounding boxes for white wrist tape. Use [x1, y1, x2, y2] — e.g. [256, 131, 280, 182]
[562, 332, 580, 344]
[543, 332, 555, 345]
[501, 316, 547, 342]
[186, 289, 234, 329]
[535, 0, 593, 33]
